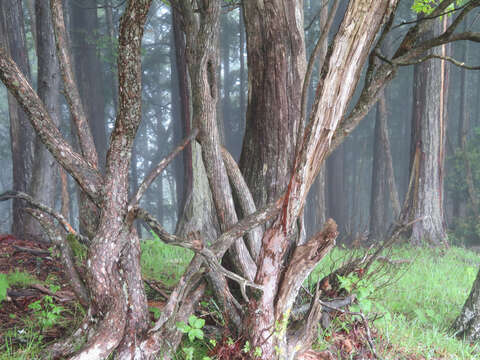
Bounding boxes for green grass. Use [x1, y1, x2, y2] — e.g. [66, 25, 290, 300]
[5, 270, 38, 287]
[0, 328, 45, 360]
[309, 245, 480, 359]
[373, 246, 480, 359]
[140, 234, 194, 286]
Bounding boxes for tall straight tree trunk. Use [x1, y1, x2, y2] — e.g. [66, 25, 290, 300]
[171, 7, 192, 217]
[369, 96, 388, 241]
[69, 0, 106, 238]
[70, 0, 107, 166]
[29, 0, 61, 240]
[453, 21, 470, 220]
[0, 0, 36, 239]
[398, 16, 448, 246]
[239, 0, 307, 261]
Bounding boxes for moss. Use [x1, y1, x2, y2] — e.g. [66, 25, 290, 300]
[66, 233, 88, 263]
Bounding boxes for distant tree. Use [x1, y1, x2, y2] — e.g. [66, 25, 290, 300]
[0, 0, 36, 240]
[396, 15, 449, 246]
[29, 0, 62, 240]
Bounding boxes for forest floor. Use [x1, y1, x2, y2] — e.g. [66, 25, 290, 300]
[0, 234, 479, 359]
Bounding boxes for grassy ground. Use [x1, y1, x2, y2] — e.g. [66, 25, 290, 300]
[309, 245, 480, 359]
[1, 237, 480, 359]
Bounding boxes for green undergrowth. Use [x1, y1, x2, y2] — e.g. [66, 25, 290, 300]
[310, 245, 480, 359]
[141, 233, 194, 286]
[2, 242, 480, 359]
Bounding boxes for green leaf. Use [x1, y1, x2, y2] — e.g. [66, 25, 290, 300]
[188, 314, 198, 327]
[193, 317, 205, 329]
[176, 321, 191, 333]
[189, 328, 204, 341]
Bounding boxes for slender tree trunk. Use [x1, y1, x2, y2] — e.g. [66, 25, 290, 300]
[327, 145, 347, 235]
[0, 0, 36, 240]
[69, 0, 106, 238]
[29, 0, 61, 241]
[453, 269, 480, 341]
[369, 97, 388, 241]
[171, 8, 193, 217]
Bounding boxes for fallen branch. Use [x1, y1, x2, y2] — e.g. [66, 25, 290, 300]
[12, 245, 50, 256]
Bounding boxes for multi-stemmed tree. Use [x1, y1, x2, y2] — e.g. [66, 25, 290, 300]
[2, 0, 480, 358]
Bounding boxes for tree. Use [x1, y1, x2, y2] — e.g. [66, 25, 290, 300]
[29, 0, 62, 241]
[1, 0, 480, 358]
[396, 15, 449, 246]
[0, 0, 36, 240]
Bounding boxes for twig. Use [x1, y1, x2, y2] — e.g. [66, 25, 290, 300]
[397, 53, 480, 69]
[0, 191, 88, 244]
[129, 128, 199, 208]
[392, 1, 470, 30]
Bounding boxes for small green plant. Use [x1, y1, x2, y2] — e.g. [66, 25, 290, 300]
[253, 346, 262, 358]
[176, 314, 213, 359]
[337, 273, 375, 313]
[242, 340, 250, 353]
[28, 295, 65, 329]
[177, 315, 205, 342]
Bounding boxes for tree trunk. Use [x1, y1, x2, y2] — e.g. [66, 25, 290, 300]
[0, 0, 36, 240]
[70, 0, 105, 239]
[397, 16, 448, 246]
[369, 95, 388, 241]
[453, 20, 469, 219]
[29, 0, 61, 241]
[240, 0, 306, 211]
[171, 7, 193, 217]
[453, 269, 480, 341]
[327, 145, 347, 235]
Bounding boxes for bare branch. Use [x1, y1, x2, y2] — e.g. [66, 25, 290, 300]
[398, 53, 480, 69]
[50, 0, 99, 168]
[137, 208, 264, 301]
[130, 128, 199, 208]
[298, 0, 340, 153]
[221, 146, 262, 260]
[0, 191, 89, 243]
[0, 49, 103, 202]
